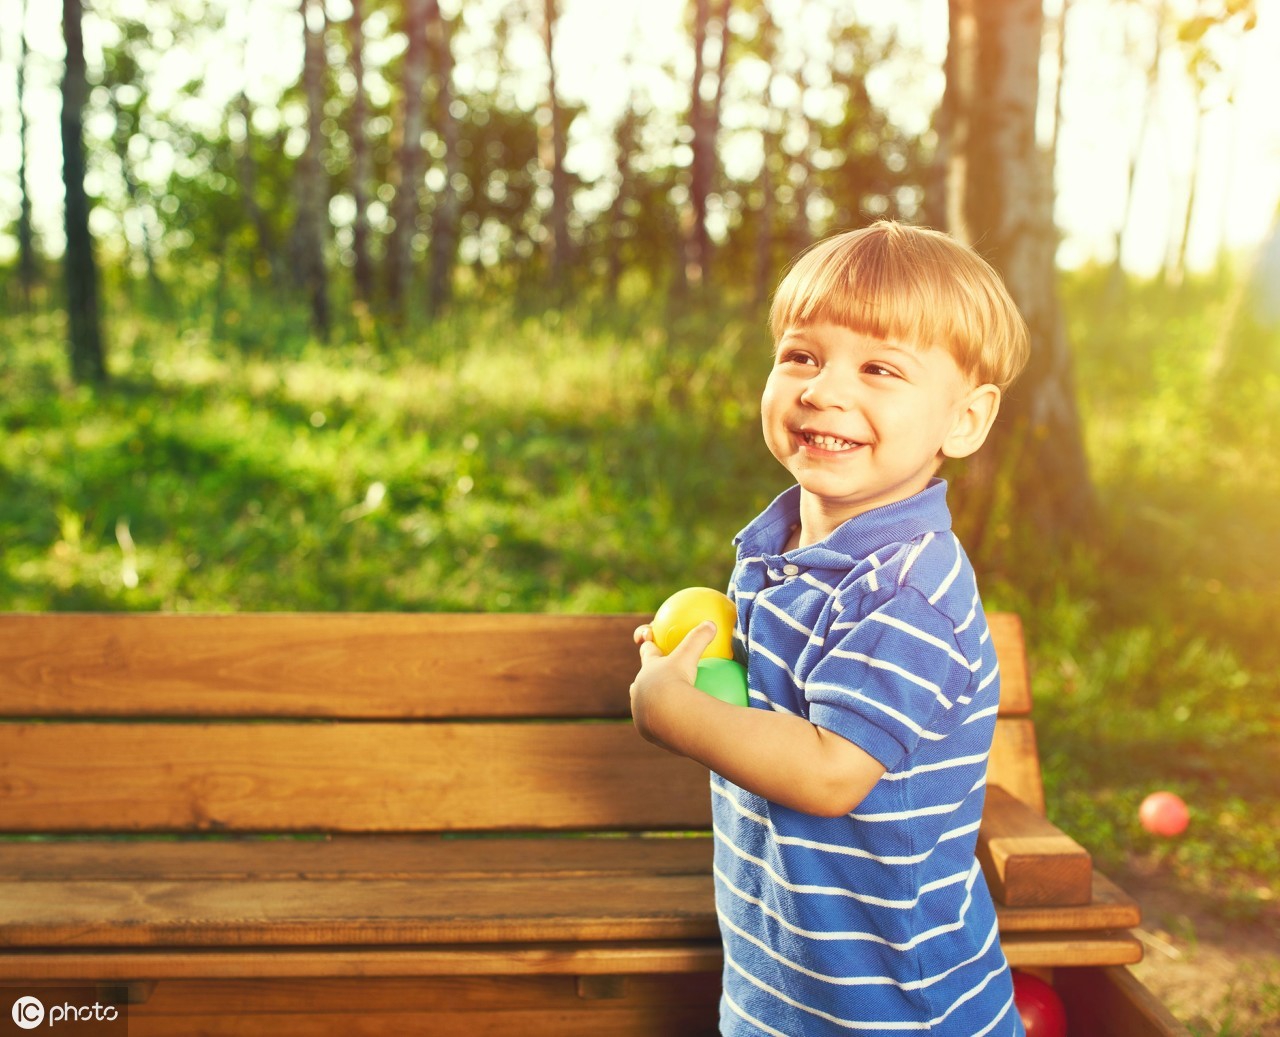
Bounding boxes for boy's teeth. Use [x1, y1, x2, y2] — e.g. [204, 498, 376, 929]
[807, 433, 856, 451]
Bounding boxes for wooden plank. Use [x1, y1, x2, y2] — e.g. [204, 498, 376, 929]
[1001, 932, 1143, 968]
[977, 786, 1092, 907]
[112, 975, 722, 1037]
[0, 610, 1028, 719]
[988, 717, 1045, 814]
[0, 723, 712, 833]
[995, 871, 1141, 932]
[987, 612, 1031, 715]
[0, 836, 713, 882]
[0, 864, 1137, 951]
[1055, 965, 1192, 1037]
[0, 613, 642, 719]
[123, 1011, 715, 1037]
[0, 943, 726, 982]
[0, 874, 721, 948]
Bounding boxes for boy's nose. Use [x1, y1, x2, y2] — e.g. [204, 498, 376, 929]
[800, 370, 852, 410]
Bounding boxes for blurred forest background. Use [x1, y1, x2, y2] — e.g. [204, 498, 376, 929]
[2, 0, 1279, 1030]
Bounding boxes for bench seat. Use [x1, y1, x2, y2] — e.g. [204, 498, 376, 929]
[0, 834, 1138, 957]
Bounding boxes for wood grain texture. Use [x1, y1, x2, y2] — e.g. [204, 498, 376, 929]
[7, 969, 1185, 1037]
[105, 974, 722, 1037]
[0, 611, 1031, 718]
[977, 785, 1092, 906]
[994, 871, 1141, 932]
[0, 723, 712, 832]
[0, 836, 714, 882]
[0, 873, 721, 948]
[0, 839, 1136, 950]
[987, 612, 1031, 715]
[1000, 933, 1144, 968]
[0, 613, 642, 719]
[988, 716, 1046, 814]
[0, 943, 726, 981]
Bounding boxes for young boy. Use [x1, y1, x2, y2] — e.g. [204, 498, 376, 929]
[630, 221, 1031, 1036]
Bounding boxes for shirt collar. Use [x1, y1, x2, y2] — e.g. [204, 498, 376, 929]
[734, 479, 953, 567]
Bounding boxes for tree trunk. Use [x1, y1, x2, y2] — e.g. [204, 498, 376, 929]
[789, 45, 815, 252]
[387, 0, 429, 314]
[234, 94, 282, 287]
[297, 0, 331, 339]
[61, 0, 106, 383]
[1112, 0, 1167, 289]
[1167, 99, 1206, 286]
[107, 92, 162, 298]
[754, 2, 779, 307]
[1048, 0, 1073, 168]
[348, 0, 374, 305]
[607, 94, 638, 301]
[686, 0, 731, 288]
[426, 0, 460, 314]
[942, 0, 1096, 554]
[17, 0, 37, 309]
[540, 0, 572, 289]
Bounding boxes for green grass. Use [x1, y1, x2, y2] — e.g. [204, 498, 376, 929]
[1015, 270, 1280, 920]
[3, 269, 1278, 928]
[1, 287, 783, 615]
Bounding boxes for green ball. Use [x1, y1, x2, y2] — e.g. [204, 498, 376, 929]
[695, 658, 749, 707]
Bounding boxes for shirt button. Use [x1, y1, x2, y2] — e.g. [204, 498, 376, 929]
[782, 564, 800, 576]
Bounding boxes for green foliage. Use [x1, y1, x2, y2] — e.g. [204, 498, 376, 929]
[0, 285, 776, 615]
[984, 267, 1280, 918]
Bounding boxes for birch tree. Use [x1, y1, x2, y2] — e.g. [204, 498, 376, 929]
[426, 0, 461, 313]
[387, 0, 429, 313]
[61, 0, 106, 382]
[540, 0, 572, 288]
[348, 0, 374, 304]
[941, 0, 1095, 551]
[297, 0, 331, 339]
[16, 0, 37, 308]
[686, 0, 732, 288]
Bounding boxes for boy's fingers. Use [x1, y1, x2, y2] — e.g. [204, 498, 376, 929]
[671, 621, 718, 661]
[633, 624, 654, 646]
[637, 622, 716, 667]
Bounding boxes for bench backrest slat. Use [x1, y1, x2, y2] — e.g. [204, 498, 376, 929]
[0, 722, 712, 833]
[0, 612, 1032, 718]
[0, 614, 640, 719]
[0, 611, 1039, 834]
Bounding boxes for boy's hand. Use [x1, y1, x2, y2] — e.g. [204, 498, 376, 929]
[630, 620, 886, 815]
[628, 621, 718, 748]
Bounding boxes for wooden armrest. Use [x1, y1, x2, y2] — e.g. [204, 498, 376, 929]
[979, 785, 1093, 907]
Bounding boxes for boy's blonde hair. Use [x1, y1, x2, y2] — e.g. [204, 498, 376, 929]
[769, 221, 1030, 391]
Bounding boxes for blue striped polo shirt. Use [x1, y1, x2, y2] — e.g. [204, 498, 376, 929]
[716, 479, 1022, 1036]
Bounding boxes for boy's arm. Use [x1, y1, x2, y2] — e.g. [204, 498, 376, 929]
[629, 622, 886, 817]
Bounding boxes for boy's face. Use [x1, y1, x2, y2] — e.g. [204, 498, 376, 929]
[761, 323, 999, 531]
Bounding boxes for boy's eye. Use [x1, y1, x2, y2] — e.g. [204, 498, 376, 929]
[863, 362, 899, 378]
[779, 350, 817, 366]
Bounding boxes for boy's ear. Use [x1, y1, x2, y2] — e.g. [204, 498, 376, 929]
[941, 383, 1002, 460]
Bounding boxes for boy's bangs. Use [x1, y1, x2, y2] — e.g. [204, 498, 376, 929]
[769, 231, 986, 379]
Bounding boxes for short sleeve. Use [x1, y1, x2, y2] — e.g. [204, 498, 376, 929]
[804, 587, 973, 771]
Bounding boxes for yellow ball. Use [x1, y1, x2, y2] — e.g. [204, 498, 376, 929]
[651, 587, 737, 660]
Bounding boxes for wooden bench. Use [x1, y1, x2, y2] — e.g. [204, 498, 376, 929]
[0, 612, 1187, 1035]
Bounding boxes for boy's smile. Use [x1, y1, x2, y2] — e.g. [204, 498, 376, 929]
[761, 323, 1000, 546]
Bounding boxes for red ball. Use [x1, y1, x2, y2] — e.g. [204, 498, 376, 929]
[1012, 971, 1067, 1037]
[1139, 791, 1190, 837]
